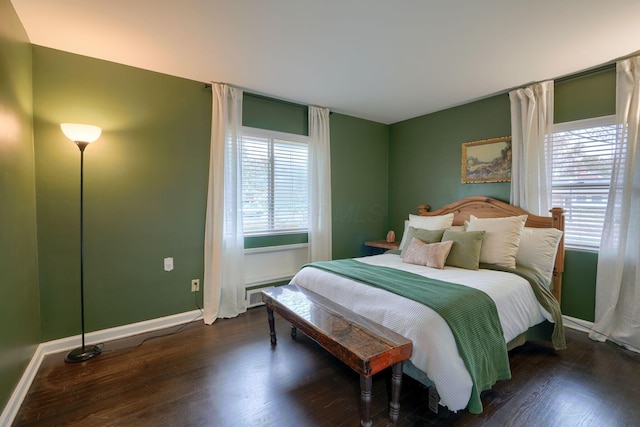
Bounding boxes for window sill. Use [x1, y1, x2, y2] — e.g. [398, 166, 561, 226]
[244, 243, 308, 255]
[565, 246, 599, 254]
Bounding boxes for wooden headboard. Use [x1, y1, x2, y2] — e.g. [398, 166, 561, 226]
[417, 196, 565, 303]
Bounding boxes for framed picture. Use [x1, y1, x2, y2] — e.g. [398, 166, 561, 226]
[461, 136, 512, 183]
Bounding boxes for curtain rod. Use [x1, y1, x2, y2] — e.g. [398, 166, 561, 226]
[202, 82, 329, 111]
[203, 81, 225, 89]
[512, 50, 640, 90]
[554, 63, 615, 84]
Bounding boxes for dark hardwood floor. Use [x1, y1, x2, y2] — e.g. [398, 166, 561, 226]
[14, 307, 640, 427]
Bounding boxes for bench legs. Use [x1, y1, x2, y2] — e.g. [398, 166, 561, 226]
[267, 306, 298, 345]
[389, 362, 403, 424]
[266, 305, 404, 426]
[360, 362, 402, 427]
[360, 376, 373, 427]
[267, 307, 277, 346]
[359, 363, 402, 427]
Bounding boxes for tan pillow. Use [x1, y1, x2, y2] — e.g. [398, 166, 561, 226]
[402, 238, 454, 269]
[466, 214, 527, 268]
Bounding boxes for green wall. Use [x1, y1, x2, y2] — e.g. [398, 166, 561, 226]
[243, 93, 308, 135]
[31, 47, 389, 341]
[388, 69, 617, 320]
[555, 67, 616, 124]
[388, 94, 511, 235]
[33, 47, 212, 340]
[0, 0, 40, 411]
[331, 113, 390, 259]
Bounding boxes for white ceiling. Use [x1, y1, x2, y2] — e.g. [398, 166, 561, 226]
[10, 0, 640, 124]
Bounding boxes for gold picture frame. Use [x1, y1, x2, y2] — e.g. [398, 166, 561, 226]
[461, 136, 512, 183]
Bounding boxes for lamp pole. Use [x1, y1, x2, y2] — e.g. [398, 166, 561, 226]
[61, 124, 102, 363]
[79, 141, 88, 354]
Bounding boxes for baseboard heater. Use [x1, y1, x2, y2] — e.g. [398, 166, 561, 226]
[246, 287, 274, 308]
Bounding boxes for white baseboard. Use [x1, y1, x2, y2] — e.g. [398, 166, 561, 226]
[563, 315, 640, 354]
[562, 315, 594, 333]
[39, 309, 203, 356]
[0, 309, 202, 427]
[0, 344, 46, 427]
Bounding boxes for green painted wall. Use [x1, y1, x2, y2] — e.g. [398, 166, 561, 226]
[243, 93, 308, 136]
[0, 0, 40, 410]
[33, 47, 212, 341]
[331, 113, 389, 259]
[562, 250, 598, 321]
[31, 47, 389, 341]
[388, 70, 617, 320]
[555, 68, 616, 124]
[388, 94, 511, 236]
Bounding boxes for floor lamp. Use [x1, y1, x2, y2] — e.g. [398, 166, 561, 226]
[61, 123, 103, 363]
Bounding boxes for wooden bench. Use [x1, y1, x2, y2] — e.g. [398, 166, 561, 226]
[261, 284, 413, 426]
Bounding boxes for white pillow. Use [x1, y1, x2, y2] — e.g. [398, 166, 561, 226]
[398, 220, 410, 251]
[466, 214, 527, 268]
[399, 213, 455, 251]
[516, 227, 563, 285]
[408, 213, 454, 230]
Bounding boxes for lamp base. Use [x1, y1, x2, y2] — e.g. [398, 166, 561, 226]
[65, 344, 102, 363]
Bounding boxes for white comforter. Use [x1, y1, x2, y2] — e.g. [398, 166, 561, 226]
[290, 253, 553, 412]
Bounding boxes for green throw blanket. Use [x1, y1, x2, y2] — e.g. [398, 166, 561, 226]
[304, 259, 511, 414]
[479, 263, 566, 350]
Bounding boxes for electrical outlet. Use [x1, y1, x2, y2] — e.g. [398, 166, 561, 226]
[191, 279, 200, 292]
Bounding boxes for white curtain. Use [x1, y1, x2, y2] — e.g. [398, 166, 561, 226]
[589, 57, 640, 353]
[509, 81, 554, 215]
[308, 106, 332, 262]
[203, 83, 247, 324]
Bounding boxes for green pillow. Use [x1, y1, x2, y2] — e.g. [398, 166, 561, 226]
[441, 230, 486, 270]
[400, 227, 445, 256]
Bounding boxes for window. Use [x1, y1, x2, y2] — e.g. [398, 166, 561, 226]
[551, 116, 617, 250]
[241, 127, 309, 236]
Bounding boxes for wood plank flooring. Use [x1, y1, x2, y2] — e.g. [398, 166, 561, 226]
[13, 307, 640, 426]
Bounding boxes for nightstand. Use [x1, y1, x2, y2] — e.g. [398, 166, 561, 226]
[364, 240, 399, 255]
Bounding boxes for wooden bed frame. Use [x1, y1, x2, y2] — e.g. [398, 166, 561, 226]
[416, 196, 565, 303]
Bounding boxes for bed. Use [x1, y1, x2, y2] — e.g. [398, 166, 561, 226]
[290, 196, 566, 414]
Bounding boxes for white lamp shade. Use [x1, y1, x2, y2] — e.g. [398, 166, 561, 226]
[60, 123, 102, 143]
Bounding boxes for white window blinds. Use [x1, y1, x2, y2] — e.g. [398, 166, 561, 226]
[241, 129, 309, 235]
[551, 116, 617, 250]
